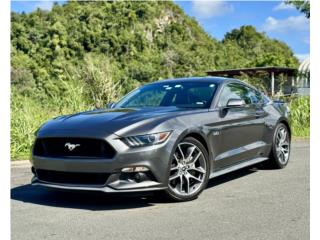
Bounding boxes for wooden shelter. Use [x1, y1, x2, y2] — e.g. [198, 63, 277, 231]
[207, 67, 297, 96]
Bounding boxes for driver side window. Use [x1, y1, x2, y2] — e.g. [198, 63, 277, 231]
[217, 83, 251, 107]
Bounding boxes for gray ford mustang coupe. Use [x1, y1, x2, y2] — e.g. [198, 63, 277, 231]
[31, 77, 291, 201]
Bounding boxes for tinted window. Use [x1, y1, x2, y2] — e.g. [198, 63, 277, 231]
[188, 86, 215, 105]
[119, 88, 166, 108]
[115, 82, 217, 109]
[217, 83, 251, 107]
[246, 88, 263, 104]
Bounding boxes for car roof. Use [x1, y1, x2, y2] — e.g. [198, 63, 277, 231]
[148, 76, 259, 92]
[153, 76, 230, 85]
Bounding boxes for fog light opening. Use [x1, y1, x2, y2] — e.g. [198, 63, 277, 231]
[119, 169, 157, 183]
[134, 172, 148, 183]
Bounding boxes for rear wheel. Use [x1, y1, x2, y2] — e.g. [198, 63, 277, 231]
[165, 137, 209, 202]
[268, 123, 291, 169]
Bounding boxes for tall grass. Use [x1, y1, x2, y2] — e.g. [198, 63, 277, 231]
[10, 80, 93, 160]
[288, 96, 310, 137]
[65, 54, 123, 108]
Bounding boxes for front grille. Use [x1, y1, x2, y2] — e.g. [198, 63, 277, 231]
[36, 169, 110, 185]
[33, 137, 116, 159]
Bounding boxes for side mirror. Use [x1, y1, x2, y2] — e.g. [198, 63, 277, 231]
[226, 98, 246, 108]
[219, 98, 246, 118]
[106, 102, 115, 109]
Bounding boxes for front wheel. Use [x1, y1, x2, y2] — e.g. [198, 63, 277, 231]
[164, 137, 210, 202]
[268, 123, 291, 169]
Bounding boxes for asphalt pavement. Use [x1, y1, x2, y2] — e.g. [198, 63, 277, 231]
[11, 140, 309, 240]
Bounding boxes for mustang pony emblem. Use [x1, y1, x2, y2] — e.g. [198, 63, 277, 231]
[64, 142, 80, 151]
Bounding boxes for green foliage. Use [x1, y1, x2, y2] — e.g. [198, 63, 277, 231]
[11, 81, 94, 160]
[288, 96, 310, 137]
[221, 26, 299, 69]
[65, 53, 123, 108]
[11, 3, 299, 97]
[286, 0, 310, 18]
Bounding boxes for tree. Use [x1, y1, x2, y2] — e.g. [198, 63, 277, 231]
[222, 25, 299, 69]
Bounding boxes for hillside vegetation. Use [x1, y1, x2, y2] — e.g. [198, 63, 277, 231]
[11, 1, 303, 159]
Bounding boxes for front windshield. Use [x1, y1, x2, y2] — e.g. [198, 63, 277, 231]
[115, 82, 217, 109]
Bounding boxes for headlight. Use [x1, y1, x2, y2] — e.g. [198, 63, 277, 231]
[121, 131, 172, 148]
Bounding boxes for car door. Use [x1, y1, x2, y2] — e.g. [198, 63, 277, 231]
[211, 82, 266, 169]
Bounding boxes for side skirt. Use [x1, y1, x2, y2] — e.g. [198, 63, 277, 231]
[209, 157, 268, 179]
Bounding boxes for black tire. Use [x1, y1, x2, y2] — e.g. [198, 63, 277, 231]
[267, 123, 291, 169]
[164, 137, 210, 202]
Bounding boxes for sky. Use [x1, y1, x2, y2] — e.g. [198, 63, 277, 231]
[11, 0, 310, 62]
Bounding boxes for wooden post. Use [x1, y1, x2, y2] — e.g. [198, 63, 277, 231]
[271, 71, 275, 96]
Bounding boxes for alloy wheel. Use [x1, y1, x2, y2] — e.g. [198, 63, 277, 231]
[275, 126, 290, 164]
[168, 142, 207, 196]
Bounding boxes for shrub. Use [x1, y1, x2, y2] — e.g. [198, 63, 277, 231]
[288, 96, 310, 137]
[65, 54, 123, 108]
[10, 81, 94, 160]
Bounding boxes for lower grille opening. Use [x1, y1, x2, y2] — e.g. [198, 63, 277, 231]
[36, 169, 110, 185]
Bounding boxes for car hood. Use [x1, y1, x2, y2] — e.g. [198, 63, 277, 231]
[38, 107, 205, 137]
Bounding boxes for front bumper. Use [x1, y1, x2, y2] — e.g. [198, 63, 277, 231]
[31, 176, 167, 193]
[31, 133, 176, 193]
